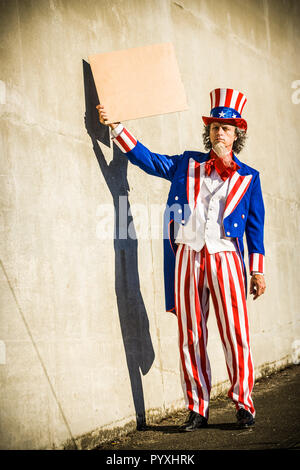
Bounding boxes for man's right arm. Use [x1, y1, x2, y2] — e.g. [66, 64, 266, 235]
[96, 105, 181, 181]
[110, 123, 138, 153]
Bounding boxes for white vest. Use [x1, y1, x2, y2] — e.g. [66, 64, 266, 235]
[175, 161, 237, 253]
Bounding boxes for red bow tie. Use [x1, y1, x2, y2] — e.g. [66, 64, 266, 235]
[205, 150, 240, 181]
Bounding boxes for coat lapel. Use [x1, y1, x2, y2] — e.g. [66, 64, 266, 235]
[186, 159, 206, 210]
[223, 154, 252, 219]
[186, 152, 210, 209]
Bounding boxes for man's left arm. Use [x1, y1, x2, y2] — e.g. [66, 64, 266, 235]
[245, 172, 266, 300]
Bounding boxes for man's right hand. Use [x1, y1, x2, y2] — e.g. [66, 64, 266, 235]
[96, 104, 119, 130]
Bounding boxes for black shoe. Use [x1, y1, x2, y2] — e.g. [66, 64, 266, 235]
[236, 408, 255, 428]
[179, 411, 208, 432]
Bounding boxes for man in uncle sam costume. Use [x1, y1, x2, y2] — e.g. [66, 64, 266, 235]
[97, 87, 266, 430]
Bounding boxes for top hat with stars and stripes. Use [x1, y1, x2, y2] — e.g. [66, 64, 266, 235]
[202, 88, 248, 132]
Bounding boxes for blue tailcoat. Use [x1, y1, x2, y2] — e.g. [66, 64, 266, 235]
[124, 141, 265, 313]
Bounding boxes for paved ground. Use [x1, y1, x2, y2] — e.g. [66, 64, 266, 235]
[96, 365, 300, 451]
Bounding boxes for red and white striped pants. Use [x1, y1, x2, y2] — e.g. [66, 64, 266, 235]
[175, 244, 255, 419]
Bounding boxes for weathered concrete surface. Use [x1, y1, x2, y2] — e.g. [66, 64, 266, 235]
[0, 0, 299, 449]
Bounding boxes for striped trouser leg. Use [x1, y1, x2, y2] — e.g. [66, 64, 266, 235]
[175, 244, 211, 418]
[174, 244, 255, 418]
[205, 247, 255, 416]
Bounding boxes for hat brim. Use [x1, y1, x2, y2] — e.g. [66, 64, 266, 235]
[202, 116, 247, 132]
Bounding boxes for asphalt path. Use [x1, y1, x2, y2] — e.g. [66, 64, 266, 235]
[96, 365, 300, 451]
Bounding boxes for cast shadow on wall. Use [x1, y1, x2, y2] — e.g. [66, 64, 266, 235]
[83, 60, 155, 430]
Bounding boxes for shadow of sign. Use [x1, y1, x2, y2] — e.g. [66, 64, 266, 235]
[83, 60, 155, 430]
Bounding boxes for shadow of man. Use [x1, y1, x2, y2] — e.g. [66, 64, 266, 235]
[83, 60, 155, 430]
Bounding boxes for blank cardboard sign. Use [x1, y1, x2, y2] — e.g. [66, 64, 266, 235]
[89, 42, 188, 123]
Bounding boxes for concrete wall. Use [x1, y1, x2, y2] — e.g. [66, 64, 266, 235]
[0, 0, 299, 449]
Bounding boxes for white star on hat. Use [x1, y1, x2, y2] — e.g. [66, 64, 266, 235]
[232, 114, 237, 118]
[218, 111, 225, 117]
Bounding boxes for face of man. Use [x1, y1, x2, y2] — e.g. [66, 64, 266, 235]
[209, 122, 237, 155]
